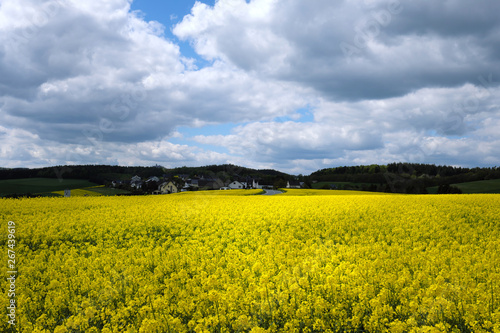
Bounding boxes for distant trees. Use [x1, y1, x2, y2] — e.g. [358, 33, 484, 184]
[1, 163, 499, 195]
[0, 165, 164, 181]
[308, 163, 500, 193]
[437, 184, 463, 194]
[273, 179, 287, 190]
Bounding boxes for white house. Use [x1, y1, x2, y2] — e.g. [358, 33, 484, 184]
[252, 179, 262, 189]
[159, 181, 178, 194]
[229, 181, 244, 189]
[187, 179, 199, 188]
[130, 175, 143, 189]
[147, 176, 160, 183]
[287, 180, 301, 189]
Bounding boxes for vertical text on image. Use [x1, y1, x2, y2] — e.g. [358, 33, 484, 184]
[6, 221, 17, 326]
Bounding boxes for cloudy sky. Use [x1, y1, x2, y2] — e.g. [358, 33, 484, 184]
[1, 0, 499, 174]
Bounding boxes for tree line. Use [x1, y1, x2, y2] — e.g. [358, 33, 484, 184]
[0, 164, 295, 185]
[310, 163, 500, 193]
[2, 162, 499, 195]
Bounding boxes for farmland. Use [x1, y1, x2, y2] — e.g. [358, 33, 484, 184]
[280, 189, 389, 196]
[0, 178, 132, 197]
[1, 191, 499, 332]
[0, 178, 99, 197]
[427, 179, 500, 194]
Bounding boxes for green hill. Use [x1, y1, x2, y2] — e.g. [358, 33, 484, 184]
[428, 179, 500, 194]
[1, 163, 499, 196]
[0, 178, 98, 197]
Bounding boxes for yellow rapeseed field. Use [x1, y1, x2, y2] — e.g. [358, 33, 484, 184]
[1, 191, 499, 332]
[52, 186, 107, 197]
[51, 189, 103, 197]
[279, 189, 391, 196]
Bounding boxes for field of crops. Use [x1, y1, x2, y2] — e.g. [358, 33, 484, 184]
[0, 178, 99, 197]
[52, 186, 106, 197]
[1, 191, 500, 332]
[279, 189, 390, 196]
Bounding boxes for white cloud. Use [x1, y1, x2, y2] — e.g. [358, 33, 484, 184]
[194, 120, 383, 162]
[174, 0, 500, 101]
[0, 0, 310, 142]
[191, 83, 500, 172]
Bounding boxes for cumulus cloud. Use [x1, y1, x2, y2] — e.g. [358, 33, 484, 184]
[0, 0, 309, 139]
[194, 121, 383, 161]
[174, 0, 500, 101]
[0, 0, 311, 166]
[193, 82, 500, 172]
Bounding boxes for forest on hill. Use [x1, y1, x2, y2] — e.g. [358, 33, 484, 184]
[0, 164, 293, 186]
[310, 163, 500, 193]
[1, 162, 499, 196]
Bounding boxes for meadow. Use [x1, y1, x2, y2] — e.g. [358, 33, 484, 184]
[1, 190, 499, 332]
[0, 178, 99, 197]
[427, 179, 500, 194]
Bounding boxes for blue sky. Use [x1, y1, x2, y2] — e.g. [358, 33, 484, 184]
[130, 0, 205, 60]
[130, 0, 218, 149]
[1, 0, 500, 174]
[131, 0, 199, 22]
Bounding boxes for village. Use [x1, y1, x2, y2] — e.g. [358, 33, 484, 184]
[111, 174, 304, 195]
